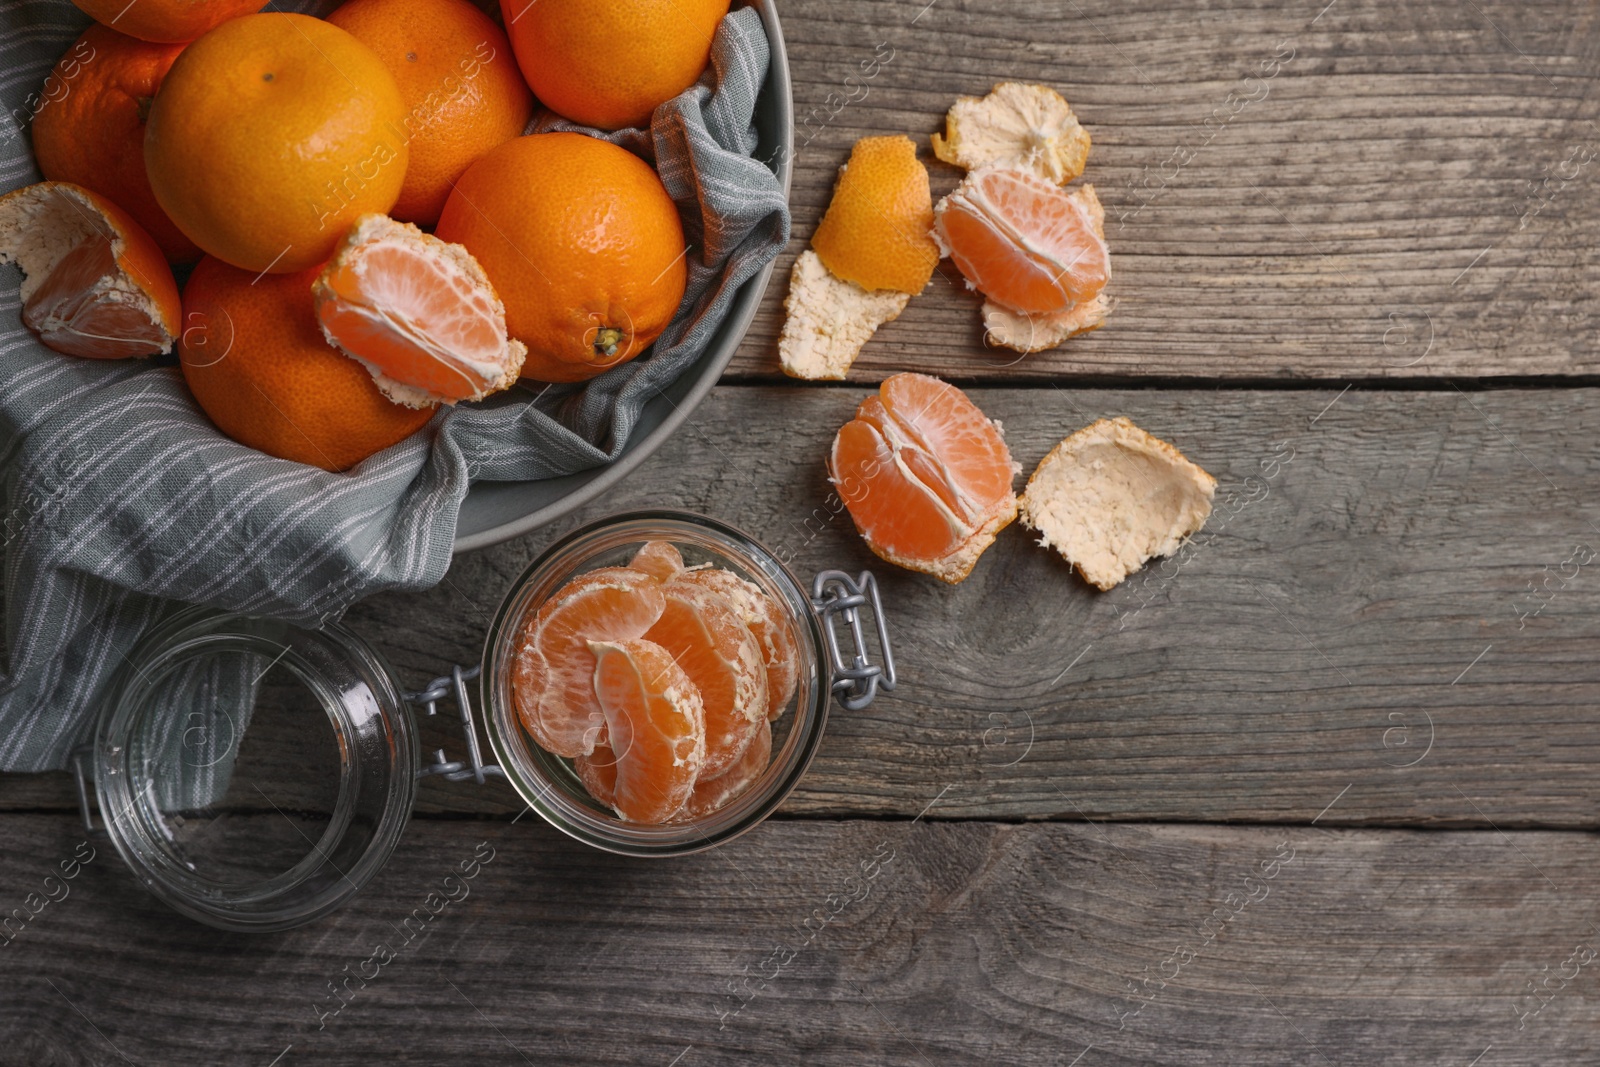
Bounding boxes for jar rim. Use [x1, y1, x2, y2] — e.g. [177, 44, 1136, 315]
[92, 608, 418, 931]
[479, 509, 831, 856]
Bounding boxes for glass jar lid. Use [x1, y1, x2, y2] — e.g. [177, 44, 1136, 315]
[84, 608, 418, 931]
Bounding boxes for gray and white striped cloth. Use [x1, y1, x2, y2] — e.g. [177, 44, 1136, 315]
[0, 1, 788, 775]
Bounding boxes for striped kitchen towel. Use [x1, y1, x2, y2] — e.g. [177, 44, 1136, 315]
[0, 1, 788, 776]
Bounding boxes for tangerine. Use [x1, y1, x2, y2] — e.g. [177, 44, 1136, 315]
[0, 182, 180, 359]
[589, 639, 705, 824]
[501, 0, 730, 131]
[178, 255, 435, 470]
[932, 166, 1110, 314]
[644, 579, 767, 778]
[326, 0, 532, 227]
[313, 213, 525, 407]
[30, 25, 199, 263]
[69, 0, 264, 43]
[511, 567, 666, 758]
[144, 13, 409, 274]
[434, 133, 688, 382]
[831, 373, 1019, 584]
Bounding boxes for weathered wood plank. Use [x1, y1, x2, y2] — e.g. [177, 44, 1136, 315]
[4, 813, 1597, 1065]
[4, 384, 1598, 825]
[729, 0, 1600, 381]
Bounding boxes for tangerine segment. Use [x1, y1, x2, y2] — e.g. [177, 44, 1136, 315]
[673, 719, 771, 822]
[512, 568, 666, 758]
[933, 166, 1109, 314]
[811, 135, 940, 295]
[630, 540, 685, 582]
[645, 581, 767, 778]
[573, 741, 619, 810]
[313, 213, 526, 408]
[0, 182, 179, 359]
[675, 567, 799, 720]
[590, 639, 706, 824]
[831, 373, 1019, 584]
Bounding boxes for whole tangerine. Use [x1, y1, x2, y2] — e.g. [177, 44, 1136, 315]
[179, 255, 435, 471]
[144, 13, 409, 274]
[500, 0, 730, 130]
[434, 133, 688, 383]
[69, 0, 264, 44]
[30, 25, 200, 263]
[326, 0, 532, 227]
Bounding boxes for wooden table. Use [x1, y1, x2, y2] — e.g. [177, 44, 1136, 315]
[6, 0, 1600, 1062]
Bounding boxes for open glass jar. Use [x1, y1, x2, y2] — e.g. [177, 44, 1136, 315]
[75, 510, 894, 931]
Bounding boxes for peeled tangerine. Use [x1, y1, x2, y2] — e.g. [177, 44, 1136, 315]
[832, 373, 1019, 584]
[0, 182, 179, 359]
[1021, 417, 1215, 591]
[314, 214, 525, 407]
[780, 136, 938, 380]
[934, 169, 1111, 355]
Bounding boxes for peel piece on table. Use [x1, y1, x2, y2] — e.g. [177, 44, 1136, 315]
[931, 82, 1091, 185]
[779, 250, 910, 380]
[831, 373, 1020, 585]
[0, 182, 180, 359]
[811, 135, 940, 296]
[1020, 417, 1216, 591]
[313, 213, 526, 408]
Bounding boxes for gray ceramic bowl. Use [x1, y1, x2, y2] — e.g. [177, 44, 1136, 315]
[453, 0, 792, 552]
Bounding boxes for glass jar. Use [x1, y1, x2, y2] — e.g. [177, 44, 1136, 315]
[75, 510, 895, 931]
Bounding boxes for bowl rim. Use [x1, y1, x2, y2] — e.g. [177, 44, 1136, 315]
[451, 0, 793, 554]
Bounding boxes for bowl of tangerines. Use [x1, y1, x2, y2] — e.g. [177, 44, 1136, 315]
[0, 0, 790, 546]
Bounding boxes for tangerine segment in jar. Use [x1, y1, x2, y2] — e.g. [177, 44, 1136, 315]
[644, 580, 767, 778]
[313, 213, 526, 407]
[932, 166, 1110, 314]
[674, 719, 771, 822]
[674, 567, 799, 720]
[512, 567, 666, 758]
[831, 373, 1019, 584]
[629, 540, 685, 582]
[590, 639, 706, 825]
[30, 25, 201, 264]
[0, 182, 180, 359]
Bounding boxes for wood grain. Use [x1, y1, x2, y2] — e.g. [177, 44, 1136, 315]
[6, 813, 1598, 1065]
[728, 0, 1600, 381]
[5, 385, 1597, 827]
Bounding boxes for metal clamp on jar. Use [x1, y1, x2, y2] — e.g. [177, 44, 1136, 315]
[73, 510, 896, 931]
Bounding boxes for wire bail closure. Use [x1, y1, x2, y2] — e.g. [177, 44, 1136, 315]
[404, 664, 505, 783]
[811, 570, 896, 712]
